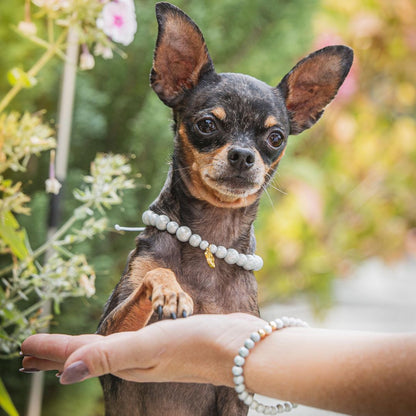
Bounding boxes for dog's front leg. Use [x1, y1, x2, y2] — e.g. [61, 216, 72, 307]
[98, 262, 193, 336]
[144, 268, 193, 320]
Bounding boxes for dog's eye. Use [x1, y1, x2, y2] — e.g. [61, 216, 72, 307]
[267, 131, 285, 149]
[196, 117, 217, 134]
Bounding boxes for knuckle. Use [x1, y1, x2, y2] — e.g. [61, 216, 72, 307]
[152, 293, 164, 305]
[177, 294, 194, 316]
[177, 292, 188, 302]
[182, 293, 194, 307]
[163, 302, 174, 313]
[167, 292, 177, 304]
[90, 343, 113, 376]
[152, 286, 163, 297]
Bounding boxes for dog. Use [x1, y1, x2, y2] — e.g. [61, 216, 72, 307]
[97, 2, 353, 415]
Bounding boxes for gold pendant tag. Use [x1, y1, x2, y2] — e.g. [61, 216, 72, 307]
[204, 245, 216, 268]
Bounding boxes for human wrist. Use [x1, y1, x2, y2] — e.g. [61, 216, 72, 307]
[232, 317, 309, 414]
[204, 314, 267, 387]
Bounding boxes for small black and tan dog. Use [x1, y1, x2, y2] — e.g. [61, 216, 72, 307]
[97, 2, 353, 415]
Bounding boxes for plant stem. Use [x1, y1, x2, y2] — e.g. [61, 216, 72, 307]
[0, 201, 92, 278]
[47, 17, 54, 44]
[31, 202, 93, 257]
[1, 300, 50, 330]
[9, 288, 33, 305]
[0, 84, 22, 115]
[11, 26, 67, 61]
[0, 29, 68, 114]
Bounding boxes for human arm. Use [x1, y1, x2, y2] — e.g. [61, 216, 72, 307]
[21, 313, 416, 416]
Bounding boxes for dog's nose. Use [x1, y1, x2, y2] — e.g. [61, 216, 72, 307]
[227, 147, 255, 171]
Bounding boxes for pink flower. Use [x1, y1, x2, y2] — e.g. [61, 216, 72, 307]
[97, 0, 137, 46]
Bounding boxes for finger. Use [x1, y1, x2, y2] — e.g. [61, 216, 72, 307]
[21, 356, 64, 373]
[60, 327, 168, 385]
[21, 333, 103, 363]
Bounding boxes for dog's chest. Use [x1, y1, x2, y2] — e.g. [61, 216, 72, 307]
[174, 243, 259, 315]
[136, 223, 259, 314]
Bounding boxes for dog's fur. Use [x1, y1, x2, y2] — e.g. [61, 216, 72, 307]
[97, 3, 353, 415]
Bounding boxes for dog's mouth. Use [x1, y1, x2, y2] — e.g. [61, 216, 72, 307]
[203, 173, 263, 199]
[183, 145, 267, 207]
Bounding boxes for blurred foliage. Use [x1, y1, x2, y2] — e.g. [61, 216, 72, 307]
[2, 0, 415, 415]
[256, 0, 416, 308]
[0, 0, 137, 414]
[1, 152, 135, 356]
[0, 378, 18, 416]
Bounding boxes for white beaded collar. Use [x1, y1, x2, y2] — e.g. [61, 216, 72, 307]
[115, 209, 263, 271]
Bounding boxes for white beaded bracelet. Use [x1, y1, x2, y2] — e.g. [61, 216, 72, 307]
[232, 317, 309, 414]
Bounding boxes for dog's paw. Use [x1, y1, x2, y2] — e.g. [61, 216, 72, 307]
[153, 290, 193, 320]
[144, 268, 194, 320]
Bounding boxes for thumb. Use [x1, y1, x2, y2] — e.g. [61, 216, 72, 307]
[60, 330, 162, 385]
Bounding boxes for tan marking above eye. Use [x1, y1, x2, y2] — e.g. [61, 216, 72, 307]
[176, 124, 265, 208]
[179, 123, 187, 138]
[211, 106, 226, 121]
[264, 115, 278, 128]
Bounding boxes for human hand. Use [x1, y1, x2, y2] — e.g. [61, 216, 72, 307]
[21, 313, 264, 386]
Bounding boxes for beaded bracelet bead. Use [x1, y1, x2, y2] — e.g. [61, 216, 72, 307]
[140, 209, 264, 271]
[232, 317, 309, 414]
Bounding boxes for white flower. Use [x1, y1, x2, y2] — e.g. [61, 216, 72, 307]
[94, 43, 114, 59]
[32, 0, 70, 11]
[45, 177, 62, 195]
[79, 273, 96, 298]
[18, 21, 37, 36]
[80, 48, 95, 70]
[97, 0, 137, 46]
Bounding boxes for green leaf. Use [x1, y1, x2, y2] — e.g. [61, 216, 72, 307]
[0, 378, 19, 416]
[0, 211, 30, 260]
[7, 67, 37, 88]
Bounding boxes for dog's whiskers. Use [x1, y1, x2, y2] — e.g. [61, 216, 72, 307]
[266, 174, 287, 195]
[172, 165, 192, 174]
[261, 184, 275, 208]
[268, 183, 287, 195]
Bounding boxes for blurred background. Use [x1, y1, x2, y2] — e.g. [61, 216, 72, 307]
[1, 0, 415, 415]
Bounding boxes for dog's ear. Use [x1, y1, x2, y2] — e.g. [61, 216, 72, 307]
[151, 2, 215, 107]
[277, 45, 353, 135]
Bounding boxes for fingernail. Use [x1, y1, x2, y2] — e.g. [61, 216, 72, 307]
[182, 311, 187, 318]
[60, 361, 90, 385]
[170, 312, 177, 320]
[56, 372, 62, 378]
[19, 368, 40, 374]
